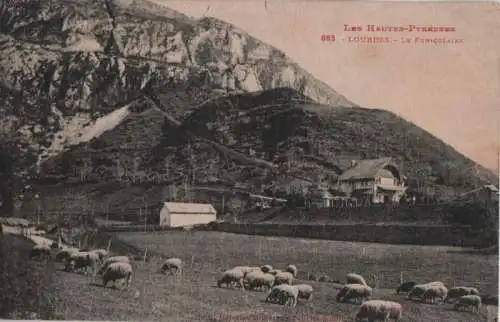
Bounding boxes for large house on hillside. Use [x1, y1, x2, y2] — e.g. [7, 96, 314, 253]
[305, 157, 408, 208]
[336, 157, 407, 205]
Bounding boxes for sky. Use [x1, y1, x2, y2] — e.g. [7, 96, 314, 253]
[156, 0, 500, 172]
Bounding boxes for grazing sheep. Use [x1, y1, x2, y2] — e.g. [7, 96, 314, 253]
[265, 284, 299, 308]
[454, 295, 482, 313]
[90, 249, 108, 261]
[421, 285, 448, 304]
[217, 268, 245, 290]
[29, 244, 51, 260]
[102, 262, 133, 289]
[55, 248, 78, 263]
[336, 284, 372, 304]
[293, 284, 314, 300]
[233, 266, 259, 277]
[65, 251, 100, 276]
[426, 281, 446, 288]
[286, 264, 298, 277]
[161, 258, 183, 275]
[244, 270, 275, 291]
[261, 265, 273, 273]
[407, 284, 431, 301]
[355, 300, 403, 322]
[98, 256, 130, 275]
[274, 271, 294, 285]
[346, 273, 368, 286]
[396, 281, 417, 294]
[444, 287, 480, 303]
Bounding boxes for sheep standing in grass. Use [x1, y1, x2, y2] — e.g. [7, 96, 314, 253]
[244, 270, 275, 291]
[454, 295, 482, 313]
[396, 281, 417, 294]
[421, 285, 448, 304]
[29, 244, 51, 260]
[66, 251, 100, 276]
[444, 287, 480, 303]
[98, 256, 130, 275]
[274, 271, 294, 285]
[346, 273, 368, 286]
[293, 284, 314, 301]
[265, 284, 299, 308]
[161, 258, 183, 275]
[286, 264, 298, 277]
[261, 265, 273, 273]
[90, 249, 108, 261]
[217, 268, 245, 290]
[355, 300, 402, 321]
[103, 262, 133, 289]
[336, 284, 372, 304]
[407, 284, 431, 301]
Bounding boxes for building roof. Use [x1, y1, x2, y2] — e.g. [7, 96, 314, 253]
[338, 157, 400, 181]
[164, 202, 217, 214]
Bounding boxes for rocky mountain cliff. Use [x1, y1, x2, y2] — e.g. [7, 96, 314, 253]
[0, 0, 355, 173]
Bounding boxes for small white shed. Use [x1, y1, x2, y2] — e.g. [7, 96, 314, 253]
[159, 202, 217, 228]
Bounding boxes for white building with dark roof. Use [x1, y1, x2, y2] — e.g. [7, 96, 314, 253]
[159, 202, 217, 228]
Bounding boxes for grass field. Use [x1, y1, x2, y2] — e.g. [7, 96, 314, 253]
[47, 231, 498, 321]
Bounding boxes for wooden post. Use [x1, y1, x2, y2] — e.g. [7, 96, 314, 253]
[107, 240, 111, 252]
[143, 248, 148, 263]
[400, 272, 404, 284]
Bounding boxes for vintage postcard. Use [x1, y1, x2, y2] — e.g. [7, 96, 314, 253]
[0, 0, 498, 321]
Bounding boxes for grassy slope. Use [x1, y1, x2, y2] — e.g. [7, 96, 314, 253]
[0, 234, 59, 319]
[45, 230, 498, 321]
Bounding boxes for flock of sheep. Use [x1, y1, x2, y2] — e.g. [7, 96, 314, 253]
[215, 263, 485, 321]
[29, 242, 184, 290]
[29, 242, 487, 321]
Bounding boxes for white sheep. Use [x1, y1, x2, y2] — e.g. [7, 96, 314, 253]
[285, 264, 298, 277]
[161, 257, 183, 275]
[346, 273, 368, 286]
[65, 251, 100, 276]
[261, 264, 273, 273]
[98, 256, 130, 275]
[454, 295, 482, 313]
[336, 284, 372, 304]
[444, 286, 480, 303]
[232, 266, 259, 276]
[274, 271, 294, 285]
[217, 268, 245, 290]
[355, 299, 403, 321]
[29, 244, 51, 260]
[102, 262, 133, 289]
[426, 281, 446, 288]
[89, 248, 108, 261]
[421, 285, 448, 304]
[293, 284, 314, 300]
[265, 284, 299, 307]
[244, 270, 275, 291]
[407, 284, 431, 300]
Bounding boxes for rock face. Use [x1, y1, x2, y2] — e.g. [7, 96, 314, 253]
[0, 0, 355, 173]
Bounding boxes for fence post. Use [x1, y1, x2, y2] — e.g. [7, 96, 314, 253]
[143, 248, 148, 263]
[400, 272, 403, 284]
[107, 240, 111, 252]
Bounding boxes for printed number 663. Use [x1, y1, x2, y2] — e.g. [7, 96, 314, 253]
[321, 34, 336, 42]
